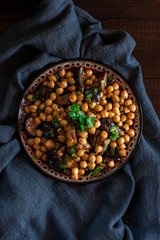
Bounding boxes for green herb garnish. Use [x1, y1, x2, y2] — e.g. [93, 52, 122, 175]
[71, 153, 79, 159]
[31, 156, 38, 160]
[80, 124, 86, 132]
[94, 88, 98, 93]
[60, 164, 66, 169]
[121, 111, 125, 115]
[71, 147, 76, 153]
[85, 94, 92, 103]
[37, 109, 42, 114]
[84, 90, 90, 95]
[107, 74, 113, 85]
[52, 118, 60, 128]
[31, 91, 39, 102]
[64, 169, 71, 175]
[110, 148, 115, 156]
[88, 167, 104, 178]
[86, 116, 95, 128]
[55, 72, 60, 80]
[109, 126, 119, 141]
[103, 145, 107, 149]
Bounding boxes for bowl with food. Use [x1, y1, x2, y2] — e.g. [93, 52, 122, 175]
[18, 59, 142, 183]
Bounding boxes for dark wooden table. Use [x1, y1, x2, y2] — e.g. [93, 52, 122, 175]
[0, 0, 160, 118]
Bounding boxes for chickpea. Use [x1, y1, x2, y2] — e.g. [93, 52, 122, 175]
[100, 131, 108, 139]
[117, 137, 125, 145]
[109, 111, 115, 118]
[59, 81, 68, 88]
[34, 137, 41, 145]
[113, 115, 120, 123]
[110, 141, 117, 149]
[27, 94, 33, 102]
[45, 106, 52, 114]
[95, 146, 103, 154]
[78, 131, 87, 139]
[68, 85, 76, 91]
[57, 115, 63, 121]
[113, 102, 120, 108]
[112, 95, 120, 102]
[82, 153, 89, 161]
[33, 144, 41, 150]
[117, 121, 123, 127]
[36, 129, 43, 137]
[105, 103, 112, 111]
[120, 106, 124, 112]
[71, 167, 79, 175]
[121, 90, 128, 99]
[85, 79, 93, 85]
[124, 134, 130, 143]
[80, 161, 87, 169]
[34, 117, 41, 125]
[46, 115, 53, 122]
[123, 107, 130, 114]
[59, 69, 66, 78]
[122, 124, 129, 132]
[94, 119, 101, 128]
[90, 75, 96, 81]
[53, 110, 59, 117]
[95, 105, 103, 112]
[34, 100, 41, 107]
[51, 103, 58, 111]
[126, 119, 133, 126]
[56, 88, 64, 95]
[112, 82, 119, 90]
[48, 81, 55, 89]
[42, 154, 47, 161]
[107, 92, 113, 98]
[88, 127, 96, 134]
[107, 85, 114, 93]
[85, 69, 93, 78]
[88, 162, 96, 170]
[89, 155, 96, 163]
[112, 107, 120, 115]
[119, 149, 126, 157]
[96, 155, 103, 164]
[43, 81, 48, 86]
[45, 99, 52, 106]
[65, 71, 73, 78]
[58, 135, 66, 143]
[24, 106, 30, 113]
[27, 138, 34, 146]
[67, 77, 75, 85]
[78, 138, 87, 146]
[66, 160, 78, 169]
[39, 112, 47, 121]
[69, 93, 77, 102]
[44, 140, 55, 150]
[29, 105, 37, 113]
[74, 157, 81, 163]
[121, 115, 127, 122]
[127, 129, 135, 137]
[31, 113, 37, 118]
[77, 92, 84, 101]
[129, 104, 136, 112]
[57, 150, 63, 157]
[101, 99, 107, 106]
[72, 174, 78, 180]
[77, 149, 85, 157]
[79, 169, 85, 176]
[48, 75, 57, 82]
[81, 103, 88, 112]
[49, 93, 56, 101]
[35, 150, 43, 158]
[39, 103, 45, 111]
[77, 101, 83, 107]
[59, 119, 67, 127]
[101, 110, 109, 118]
[125, 99, 132, 107]
[119, 97, 124, 105]
[113, 90, 120, 96]
[119, 144, 126, 150]
[89, 102, 96, 109]
[127, 112, 135, 120]
[96, 113, 101, 119]
[107, 160, 114, 168]
[120, 130, 125, 136]
[41, 145, 47, 152]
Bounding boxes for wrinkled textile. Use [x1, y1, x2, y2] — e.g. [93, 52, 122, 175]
[0, 1, 160, 239]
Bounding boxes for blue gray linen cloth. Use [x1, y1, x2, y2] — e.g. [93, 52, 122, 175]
[0, 0, 160, 239]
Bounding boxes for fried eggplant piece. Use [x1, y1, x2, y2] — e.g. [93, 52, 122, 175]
[64, 124, 77, 148]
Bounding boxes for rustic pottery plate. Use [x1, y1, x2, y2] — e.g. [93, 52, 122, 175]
[18, 59, 142, 183]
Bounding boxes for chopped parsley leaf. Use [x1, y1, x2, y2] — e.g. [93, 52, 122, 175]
[86, 116, 95, 128]
[85, 94, 92, 103]
[55, 72, 60, 80]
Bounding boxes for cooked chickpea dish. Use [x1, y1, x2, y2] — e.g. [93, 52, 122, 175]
[24, 67, 136, 180]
